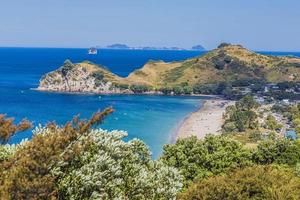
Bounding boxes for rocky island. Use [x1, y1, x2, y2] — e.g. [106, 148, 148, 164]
[38, 44, 300, 95]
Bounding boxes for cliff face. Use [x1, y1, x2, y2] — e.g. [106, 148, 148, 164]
[38, 60, 131, 93]
[38, 45, 300, 94]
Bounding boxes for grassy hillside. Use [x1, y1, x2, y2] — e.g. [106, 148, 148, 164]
[39, 44, 300, 94]
[127, 44, 300, 88]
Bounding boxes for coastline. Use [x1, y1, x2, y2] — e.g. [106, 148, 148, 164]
[32, 88, 221, 98]
[34, 87, 230, 142]
[175, 99, 235, 140]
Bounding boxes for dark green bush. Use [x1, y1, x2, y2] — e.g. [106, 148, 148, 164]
[161, 135, 252, 186]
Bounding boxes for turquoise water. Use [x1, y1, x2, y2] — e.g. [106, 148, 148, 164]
[1, 48, 299, 157]
[0, 48, 205, 157]
[1, 88, 206, 157]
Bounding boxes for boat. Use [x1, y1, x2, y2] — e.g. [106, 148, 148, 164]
[88, 47, 98, 55]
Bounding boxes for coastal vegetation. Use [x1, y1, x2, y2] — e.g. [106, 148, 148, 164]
[161, 135, 252, 186]
[222, 95, 296, 145]
[223, 95, 259, 132]
[38, 44, 300, 95]
[0, 114, 32, 144]
[1, 107, 300, 199]
[0, 109, 182, 200]
[178, 165, 300, 200]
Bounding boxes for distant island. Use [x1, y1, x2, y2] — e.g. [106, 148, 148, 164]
[106, 44, 130, 49]
[191, 45, 205, 51]
[101, 43, 206, 51]
[38, 43, 300, 99]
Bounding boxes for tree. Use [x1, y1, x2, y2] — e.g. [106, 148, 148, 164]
[61, 59, 75, 76]
[129, 84, 151, 93]
[55, 130, 182, 200]
[0, 108, 114, 199]
[0, 114, 32, 144]
[252, 138, 300, 166]
[161, 135, 252, 187]
[265, 114, 282, 130]
[223, 95, 259, 133]
[178, 165, 300, 200]
[0, 108, 182, 200]
[172, 86, 183, 95]
[182, 86, 192, 94]
[236, 95, 259, 111]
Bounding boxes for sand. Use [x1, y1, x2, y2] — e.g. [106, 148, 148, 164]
[177, 99, 235, 139]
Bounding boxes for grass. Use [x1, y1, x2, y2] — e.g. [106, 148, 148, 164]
[41, 44, 300, 90]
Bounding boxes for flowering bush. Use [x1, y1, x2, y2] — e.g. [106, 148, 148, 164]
[51, 129, 182, 200]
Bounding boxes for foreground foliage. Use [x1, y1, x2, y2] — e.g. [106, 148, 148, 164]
[0, 109, 182, 200]
[178, 165, 300, 200]
[55, 129, 182, 199]
[1, 106, 300, 199]
[161, 135, 252, 186]
[253, 138, 300, 166]
[161, 133, 300, 189]
[0, 114, 32, 144]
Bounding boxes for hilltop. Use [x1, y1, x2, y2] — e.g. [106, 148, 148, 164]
[129, 43, 300, 86]
[38, 44, 300, 94]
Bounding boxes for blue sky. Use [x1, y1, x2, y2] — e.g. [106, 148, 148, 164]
[0, 0, 299, 51]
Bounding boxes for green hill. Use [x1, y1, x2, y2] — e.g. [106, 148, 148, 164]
[38, 44, 300, 94]
[128, 44, 300, 86]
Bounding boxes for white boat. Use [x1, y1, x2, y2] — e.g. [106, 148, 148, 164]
[88, 47, 97, 55]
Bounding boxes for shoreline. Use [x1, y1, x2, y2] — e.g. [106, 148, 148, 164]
[175, 99, 235, 140]
[32, 88, 222, 98]
[34, 87, 231, 142]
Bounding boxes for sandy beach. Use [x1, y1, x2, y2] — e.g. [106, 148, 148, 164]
[177, 99, 235, 139]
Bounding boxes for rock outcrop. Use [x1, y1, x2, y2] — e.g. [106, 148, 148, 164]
[38, 60, 131, 93]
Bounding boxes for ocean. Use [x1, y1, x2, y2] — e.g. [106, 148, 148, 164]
[0, 48, 206, 157]
[1, 48, 299, 157]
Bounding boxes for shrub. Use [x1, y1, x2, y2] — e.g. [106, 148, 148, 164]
[0, 109, 114, 199]
[223, 95, 259, 132]
[265, 114, 282, 130]
[61, 59, 75, 76]
[252, 138, 300, 166]
[0, 114, 32, 144]
[130, 84, 151, 93]
[92, 71, 104, 81]
[178, 165, 300, 200]
[160, 87, 173, 95]
[115, 83, 129, 90]
[182, 86, 192, 94]
[160, 135, 252, 186]
[172, 86, 183, 95]
[0, 108, 182, 199]
[55, 130, 182, 200]
[92, 71, 105, 86]
[192, 84, 218, 94]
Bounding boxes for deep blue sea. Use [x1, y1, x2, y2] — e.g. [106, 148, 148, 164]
[0, 48, 299, 157]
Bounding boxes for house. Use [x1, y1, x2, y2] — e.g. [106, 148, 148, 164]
[265, 83, 279, 92]
[282, 99, 290, 105]
[254, 95, 265, 104]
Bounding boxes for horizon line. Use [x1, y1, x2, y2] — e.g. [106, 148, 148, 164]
[0, 46, 299, 53]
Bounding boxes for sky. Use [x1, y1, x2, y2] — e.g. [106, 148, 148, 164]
[0, 0, 299, 51]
